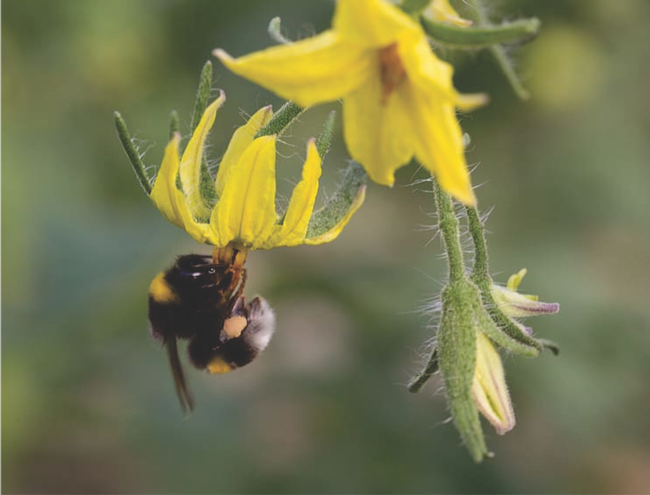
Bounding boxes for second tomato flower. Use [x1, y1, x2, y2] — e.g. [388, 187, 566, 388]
[214, 0, 483, 205]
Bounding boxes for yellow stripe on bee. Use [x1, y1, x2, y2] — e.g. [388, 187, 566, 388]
[149, 272, 178, 303]
[207, 357, 233, 374]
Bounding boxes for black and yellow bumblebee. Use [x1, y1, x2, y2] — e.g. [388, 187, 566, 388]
[147, 247, 275, 413]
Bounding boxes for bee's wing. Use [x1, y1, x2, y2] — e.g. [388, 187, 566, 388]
[164, 336, 195, 414]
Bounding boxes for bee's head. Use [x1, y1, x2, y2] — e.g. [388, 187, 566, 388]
[174, 254, 222, 281]
[163, 254, 233, 304]
[207, 296, 276, 374]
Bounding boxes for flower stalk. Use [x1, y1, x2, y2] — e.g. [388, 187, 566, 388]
[432, 178, 465, 283]
[420, 15, 539, 48]
[466, 0, 532, 100]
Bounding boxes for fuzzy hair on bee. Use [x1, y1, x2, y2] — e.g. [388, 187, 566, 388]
[148, 253, 275, 413]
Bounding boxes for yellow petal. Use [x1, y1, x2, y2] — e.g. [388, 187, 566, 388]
[150, 134, 184, 229]
[401, 81, 476, 205]
[210, 136, 278, 249]
[213, 31, 369, 107]
[507, 268, 527, 291]
[427, 0, 473, 28]
[333, 0, 420, 47]
[305, 185, 366, 245]
[472, 332, 515, 435]
[264, 139, 322, 248]
[342, 69, 415, 187]
[215, 105, 274, 196]
[401, 36, 455, 97]
[179, 92, 226, 220]
[398, 39, 474, 204]
[150, 134, 211, 243]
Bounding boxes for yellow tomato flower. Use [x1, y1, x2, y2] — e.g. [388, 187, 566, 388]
[426, 0, 472, 27]
[214, 0, 482, 205]
[472, 331, 516, 435]
[149, 95, 365, 250]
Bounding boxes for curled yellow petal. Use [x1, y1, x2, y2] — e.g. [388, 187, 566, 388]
[215, 105, 274, 197]
[214, 32, 369, 107]
[150, 134, 210, 243]
[210, 136, 278, 249]
[179, 92, 226, 220]
[265, 139, 322, 248]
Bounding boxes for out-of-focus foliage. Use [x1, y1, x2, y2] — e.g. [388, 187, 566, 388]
[3, 0, 650, 493]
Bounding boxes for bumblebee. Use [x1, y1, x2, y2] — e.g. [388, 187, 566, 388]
[148, 247, 275, 413]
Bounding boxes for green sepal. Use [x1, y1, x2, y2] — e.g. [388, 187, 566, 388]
[191, 61, 213, 133]
[255, 101, 304, 139]
[538, 339, 560, 356]
[315, 111, 337, 160]
[114, 111, 153, 195]
[268, 16, 291, 45]
[408, 347, 439, 393]
[421, 16, 540, 48]
[274, 112, 337, 227]
[473, 278, 543, 357]
[438, 281, 490, 462]
[168, 110, 180, 139]
[189, 61, 218, 212]
[479, 303, 540, 357]
[306, 162, 367, 240]
[400, 0, 430, 15]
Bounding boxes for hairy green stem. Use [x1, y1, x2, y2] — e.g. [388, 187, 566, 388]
[432, 179, 465, 283]
[466, 206, 490, 286]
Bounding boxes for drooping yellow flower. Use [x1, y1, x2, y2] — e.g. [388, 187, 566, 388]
[472, 331, 516, 435]
[149, 95, 365, 250]
[214, 0, 482, 205]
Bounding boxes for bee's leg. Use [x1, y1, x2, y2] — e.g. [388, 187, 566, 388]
[227, 269, 248, 313]
[165, 336, 195, 414]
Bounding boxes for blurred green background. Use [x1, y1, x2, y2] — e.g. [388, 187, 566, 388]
[3, 0, 650, 493]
